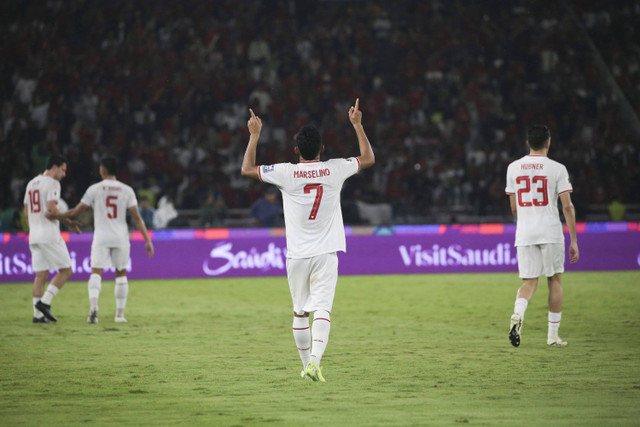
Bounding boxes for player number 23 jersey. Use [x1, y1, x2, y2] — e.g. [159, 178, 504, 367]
[259, 158, 360, 258]
[505, 155, 573, 246]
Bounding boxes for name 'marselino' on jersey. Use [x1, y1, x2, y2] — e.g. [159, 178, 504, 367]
[259, 157, 360, 258]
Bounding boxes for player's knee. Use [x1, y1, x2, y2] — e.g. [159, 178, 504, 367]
[548, 274, 562, 288]
[521, 279, 538, 291]
[313, 309, 331, 322]
[35, 270, 49, 280]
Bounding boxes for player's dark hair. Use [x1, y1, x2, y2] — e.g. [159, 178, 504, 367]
[295, 125, 322, 161]
[526, 125, 551, 150]
[100, 156, 118, 176]
[46, 154, 68, 169]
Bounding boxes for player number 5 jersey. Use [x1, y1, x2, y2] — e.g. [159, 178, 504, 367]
[81, 179, 137, 247]
[259, 158, 360, 258]
[505, 155, 573, 246]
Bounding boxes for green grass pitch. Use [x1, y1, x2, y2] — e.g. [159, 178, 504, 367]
[1, 271, 639, 426]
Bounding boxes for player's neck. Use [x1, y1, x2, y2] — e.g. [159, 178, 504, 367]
[299, 156, 321, 163]
[528, 149, 548, 157]
[102, 175, 116, 180]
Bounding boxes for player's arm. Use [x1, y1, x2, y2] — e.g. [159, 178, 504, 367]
[348, 98, 375, 171]
[560, 192, 579, 263]
[240, 108, 263, 180]
[46, 200, 84, 233]
[47, 202, 90, 220]
[128, 206, 154, 258]
[508, 194, 517, 219]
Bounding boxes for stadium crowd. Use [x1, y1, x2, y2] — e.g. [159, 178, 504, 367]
[1, 0, 639, 230]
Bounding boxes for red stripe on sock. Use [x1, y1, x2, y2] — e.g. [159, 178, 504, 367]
[548, 321, 560, 324]
[293, 327, 310, 330]
[313, 318, 330, 323]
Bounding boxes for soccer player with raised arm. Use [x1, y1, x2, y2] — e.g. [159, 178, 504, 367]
[49, 156, 154, 323]
[505, 125, 579, 347]
[241, 99, 375, 382]
[24, 154, 80, 323]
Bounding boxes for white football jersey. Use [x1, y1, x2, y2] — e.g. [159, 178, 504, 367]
[23, 174, 63, 244]
[505, 155, 573, 246]
[81, 179, 137, 247]
[259, 158, 360, 258]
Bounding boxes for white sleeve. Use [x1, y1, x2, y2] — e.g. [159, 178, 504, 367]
[342, 157, 360, 179]
[505, 164, 515, 194]
[81, 185, 94, 207]
[259, 163, 288, 187]
[47, 181, 61, 202]
[328, 158, 359, 181]
[127, 187, 138, 209]
[557, 165, 573, 194]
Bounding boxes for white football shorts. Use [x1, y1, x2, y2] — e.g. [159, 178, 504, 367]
[30, 241, 72, 272]
[286, 252, 338, 315]
[91, 244, 130, 270]
[517, 243, 565, 278]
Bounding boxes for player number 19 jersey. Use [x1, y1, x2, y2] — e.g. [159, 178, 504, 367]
[23, 175, 63, 244]
[259, 158, 360, 258]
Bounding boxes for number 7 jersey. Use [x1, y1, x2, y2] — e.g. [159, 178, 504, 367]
[505, 155, 573, 246]
[259, 158, 360, 259]
[81, 179, 137, 247]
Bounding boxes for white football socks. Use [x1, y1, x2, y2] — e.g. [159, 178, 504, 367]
[310, 310, 331, 366]
[88, 273, 102, 311]
[114, 276, 128, 318]
[292, 316, 311, 368]
[548, 312, 562, 340]
[514, 298, 528, 319]
[40, 284, 59, 305]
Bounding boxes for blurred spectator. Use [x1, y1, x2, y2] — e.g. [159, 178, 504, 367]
[198, 193, 227, 228]
[138, 195, 155, 230]
[608, 199, 625, 221]
[0, 206, 20, 231]
[153, 195, 178, 229]
[249, 187, 283, 227]
[0, 1, 638, 226]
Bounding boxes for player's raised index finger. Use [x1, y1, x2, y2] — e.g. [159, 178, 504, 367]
[354, 98, 359, 111]
[249, 108, 256, 118]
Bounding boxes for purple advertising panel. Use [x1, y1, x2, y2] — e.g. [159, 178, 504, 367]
[1, 222, 638, 282]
